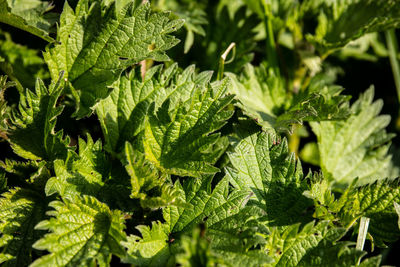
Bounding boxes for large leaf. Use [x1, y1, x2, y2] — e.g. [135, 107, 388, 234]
[96, 64, 212, 153]
[44, 0, 183, 118]
[0, 188, 48, 266]
[311, 87, 396, 188]
[227, 130, 313, 226]
[31, 195, 127, 267]
[0, 0, 57, 42]
[4, 76, 71, 161]
[122, 176, 263, 266]
[307, 0, 400, 52]
[143, 78, 234, 177]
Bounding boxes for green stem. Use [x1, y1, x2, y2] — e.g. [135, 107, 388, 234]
[385, 29, 400, 105]
[261, 1, 279, 75]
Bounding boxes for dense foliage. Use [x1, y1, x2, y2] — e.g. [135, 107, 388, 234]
[1, 0, 400, 266]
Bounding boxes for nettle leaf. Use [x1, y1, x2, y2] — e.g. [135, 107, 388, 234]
[271, 221, 366, 267]
[166, 176, 270, 267]
[311, 87, 395, 188]
[0, 188, 48, 266]
[123, 176, 256, 266]
[0, 31, 50, 90]
[0, 158, 42, 179]
[204, 205, 273, 267]
[164, 176, 250, 237]
[44, 0, 184, 118]
[143, 78, 234, 177]
[124, 142, 178, 209]
[225, 64, 286, 131]
[31, 195, 127, 267]
[308, 0, 400, 52]
[5, 76, 71, 161]
[227, 64, 350, 133]
[0, 0, 57, 42]
[45, 134, 109, 199]
[306, 175, 400, 247]
[227, 130, 313, 226]
[341, 179, 400, 247]
[175, 221, 272, 267]
[96, 63, 213, 153]
[122, 221, 170, 267]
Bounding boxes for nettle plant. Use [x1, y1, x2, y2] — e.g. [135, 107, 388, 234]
[1, 0, 400, 266]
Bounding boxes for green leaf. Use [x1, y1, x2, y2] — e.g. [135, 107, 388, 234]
[0, 188, 48, 266]
[227, 130, 313, 226]
[227, 63, 350, 133]
[44, 0, 184, 118]
[307, 0, 400, 52]
[122, 221, 171, 267]
[31, 195, 127, 267]
[273, 221, 365, 267]
[45, 134, 109, 199]
[225, 63, 286, 131]
[164, 176, 250, 237]
[123, 175, 255, 266]
[143, 78, 234, 177]
[4, 76, 71, 161]
[175, 223, 273, 267]
[0, 31, 50, 90]
[124, 142, 178, 209]
[166, 176, 271, 267]
[0, 0, 57, 42]
[96, 64, 213, 153]
[341, 179, 400, 247]
[305, 174, 400, 247]
[311, 87, 395, 188]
